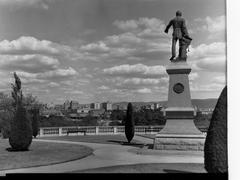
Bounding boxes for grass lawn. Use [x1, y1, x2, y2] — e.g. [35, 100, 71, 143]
[0, 139, 93, 171]
[41, 135, 143, 146]
[72, 163, 206, 173]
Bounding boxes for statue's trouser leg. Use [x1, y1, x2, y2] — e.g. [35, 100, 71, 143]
[179, 39, 187, 61]
[172, 38, 177, 57]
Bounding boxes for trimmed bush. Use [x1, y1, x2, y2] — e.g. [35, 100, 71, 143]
[9, 72, 32, 151]
[31, 108, 40, 138]
[9, 105, 33, 151]
[125, 103, 135, 143]
[204, 86, 227, 173]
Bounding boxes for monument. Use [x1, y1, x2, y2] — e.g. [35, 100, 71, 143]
[153, 11, 205, 151]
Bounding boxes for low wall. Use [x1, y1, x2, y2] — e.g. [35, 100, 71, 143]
[38, 126, 207, 137]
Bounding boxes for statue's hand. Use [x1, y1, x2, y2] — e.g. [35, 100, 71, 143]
[164, 29, 168, 34]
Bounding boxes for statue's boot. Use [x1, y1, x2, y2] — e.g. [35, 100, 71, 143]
[170, 56, 175, 60]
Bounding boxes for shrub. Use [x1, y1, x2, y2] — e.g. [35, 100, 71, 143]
[125, 103, 135, 143]
[204, 86, 227, 173]
[31, 108, 40, 138]
[9, 72, 32, 151]
[9, 105, 33, 150]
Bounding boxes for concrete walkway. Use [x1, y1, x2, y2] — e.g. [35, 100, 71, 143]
[0, 135, 204, 175]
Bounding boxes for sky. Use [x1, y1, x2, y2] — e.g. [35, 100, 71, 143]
[0, 0, 226, 104]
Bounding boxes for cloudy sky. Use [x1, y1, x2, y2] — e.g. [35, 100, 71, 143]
[0, 0, 226, 104]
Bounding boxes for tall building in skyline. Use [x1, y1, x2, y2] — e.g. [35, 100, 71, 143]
[70, 100, 79, 110]
[90, 102, 101, 110]
[101, 102, 112, 111]
[63, 100, 70, 110]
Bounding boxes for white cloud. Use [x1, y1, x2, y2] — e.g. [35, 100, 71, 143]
[76, 17, 170, 62]
[64, 90, 84, 95]
[189, 72, 199, 81]
[0, 54, 60, 73]
[13, 67, 78, 83]
[122, 78, 161, 85]
[134, 88, 152, 94]
[98, 85, 110, 90]
[189, 42, 225, 59]
[189, 42, 226, 72]
[48, 82, 60, 87]
[204, 16, 225, 34]
[103, 64, 166, 77]
[0, 36, 59, 55]
[80, 41, 110, 53]
[113, 20, 139, 31]
[39, 67, 78, 79]
[193, 15, 225, 40]
[190, 83, 225, 92]
[212, 76, 226, 84]
[113, 17, 166, 38]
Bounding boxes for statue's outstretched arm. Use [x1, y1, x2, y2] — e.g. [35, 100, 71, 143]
[164, 20, 172, 33]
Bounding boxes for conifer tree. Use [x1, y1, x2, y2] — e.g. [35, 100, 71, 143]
[204, 86, 227, 173]
[31, 108, 40, 138]
[125, 103, 135, 143]
[9, 72, 32, 151]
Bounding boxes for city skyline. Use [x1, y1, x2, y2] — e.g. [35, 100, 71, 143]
[0, 0, 226, 104]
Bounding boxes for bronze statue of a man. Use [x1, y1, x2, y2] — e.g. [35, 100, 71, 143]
[164, 11, 192, 61]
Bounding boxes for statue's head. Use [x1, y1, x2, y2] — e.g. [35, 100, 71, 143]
[176, 10, 182, 17]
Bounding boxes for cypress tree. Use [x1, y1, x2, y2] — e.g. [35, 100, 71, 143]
[9, 72, 32, 151]
[125, 103, 135, 143]
[204, 86, 227, 173]
[31, 108, 40, 138]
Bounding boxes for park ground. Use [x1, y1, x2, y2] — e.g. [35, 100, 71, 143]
[0, 134, 206, 174]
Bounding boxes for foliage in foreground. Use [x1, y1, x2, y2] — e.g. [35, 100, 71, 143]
[204, 86, 228, 173]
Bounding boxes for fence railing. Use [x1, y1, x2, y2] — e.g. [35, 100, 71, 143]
[38, 125, 208, 137]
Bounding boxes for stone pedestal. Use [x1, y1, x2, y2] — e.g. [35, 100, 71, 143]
[154, 62, 205, 151]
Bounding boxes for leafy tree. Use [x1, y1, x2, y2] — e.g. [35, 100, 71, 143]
[0, 92, 41, 138]
[125, 103, 135, 143]
[204, 86, 227, 173]
[0, 93, 14, 138]
[110, 109, 125, 120]
[9, 72, 32, 151]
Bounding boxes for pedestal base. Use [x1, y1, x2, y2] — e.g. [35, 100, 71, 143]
[153, 118, 206, 151]
[154, 134, 205, 151]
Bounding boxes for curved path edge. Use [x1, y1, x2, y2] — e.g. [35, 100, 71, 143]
[0, 136, 204, 175]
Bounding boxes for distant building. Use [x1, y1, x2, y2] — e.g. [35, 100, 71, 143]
[90, 102, 101, 110]
[63, 100, 71, 110]
[199, 108, 214, 115]
[70, 100, 79, 110]
[54, 104, 64, 111]
[89, 109, 105, 117]
[77, 108, 90, 113]
[101, 102, 112, 111]
[40, 109, 64, 117]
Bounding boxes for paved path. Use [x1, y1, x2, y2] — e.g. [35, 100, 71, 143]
[0, 135, 204, 175]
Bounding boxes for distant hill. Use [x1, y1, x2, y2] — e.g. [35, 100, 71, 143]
[192, 99, 218, 109]
[112, 98, 218, 110]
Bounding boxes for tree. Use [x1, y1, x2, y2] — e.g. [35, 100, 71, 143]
[9, 72, 32, 151]
[0, 91, 41, 139]
[204, 86, 227, 173]
[0, 93, 14, 138]
[125, 103, 135, 143]
[31, 108, 40, 138]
